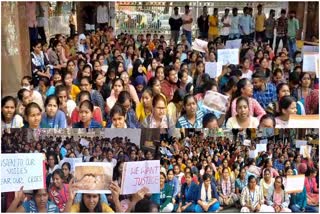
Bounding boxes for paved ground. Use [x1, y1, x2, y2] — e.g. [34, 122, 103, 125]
[220, 207, 241, 213]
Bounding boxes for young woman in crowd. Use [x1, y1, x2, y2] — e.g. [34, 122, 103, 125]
[1, 96, 24, 128]
[41, 95, 67, 128]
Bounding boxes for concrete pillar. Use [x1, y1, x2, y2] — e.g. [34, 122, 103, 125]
[1, 2, 31, 96]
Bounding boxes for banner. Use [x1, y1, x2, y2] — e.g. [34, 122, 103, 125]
[74, 162, 113, 193]
[205, 62, 223, 78]
[121, 160, 160, 195]
[217, 49, 239, 65]
[285, 175, 305, 193]
[1, 153, 45, 192]
[59, 158, 82, 173]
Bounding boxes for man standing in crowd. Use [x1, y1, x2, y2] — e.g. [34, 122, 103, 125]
[248, 7, 255, 42]
[96, 2, 109, 30]
[197, 6, 209, 40]
[169, 6, 183, 45]
[229, 7, 240, 40]
[239, 7, 251, 44]
[220, 8, 231, 45]
[287, 10, 300, 59]
[255, 4, 266, 45]
[182, 5, 193, 46]
[275, 9, 288, 54]
[265, 9, 276, 48]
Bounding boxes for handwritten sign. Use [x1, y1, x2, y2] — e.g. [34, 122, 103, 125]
[295, 140, 308, 148]
[74, 162, 113, 193]
[59, 158, 82, 173]
[217, 49, 239, 65]
[243, 139, 251, 146]
[202, 91, 229, 114]
[80, 138, 90, 147]
[256, 144, 267, 153]
[286, 175, 305, 193]
[302, 53, 319, 73]
[288, 114, 319, 128]
[121, 160, 160, 195]
[225, 39, 242, 49]
[192, 39, 208, 53]
[1, 153, 45, 192]
[205, 62, 223, 78]
[300, 145, 312, 158]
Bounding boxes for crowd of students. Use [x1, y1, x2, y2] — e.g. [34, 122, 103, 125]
[1, 4, 319, 130]
[1, 129, 160, 213]
[159, 129, 319, 212]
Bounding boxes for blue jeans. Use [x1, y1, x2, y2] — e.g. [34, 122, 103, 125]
[290, 204, 319, 213]
[194, 201, 220, 212]
[183, 203, 201, 212]
[288, 37, 297, 59]
[183, 29, 192, 46]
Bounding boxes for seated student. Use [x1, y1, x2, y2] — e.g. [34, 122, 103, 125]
[40, 95, 67, 128]
[305, 168, 319, 208]
[160, 172, 174, 212]
[21, 76, 44, 111]
[275, 95, 297, 128]
[7, 187, 59, 213]
[1, 96, 24, 128]
[217, 167, 239, 209]
[259, 114, 276, 128]
[265, 176, 291, 212]
[240, 175, 271, 212]
[48, 169, 69, 212]
[202, 113, 219, 128]
[196, 173, 220, 212]
[23, 102, 46, 128]
[38, 77, 55, 101]
[134, 198, 159, 212]
[177, 172, 200, 212]
[72, 100, 102, 128]
[108, 104, 127, 128]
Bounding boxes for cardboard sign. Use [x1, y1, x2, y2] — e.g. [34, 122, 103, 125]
[202, 91, 229, 114]
[217, 49, 239, 65]
[225, 39, 242, 49]
[192, 39, 208, 53]
[205, 62, 223, 78]
[121, 160, 160, 195]
[59, 158, 82, 173]
[286, 175, 305, 193]
[80, 138, 90, 148]
[302, 53, 319, 73]
[74, 162, 113, 193]
[300, 145, 312, 158]
[243, 139, 251, 146]
[256, 144, 267, 153]
[249, 150, 258, 158]
[288, 114, 319, 128]
[1, 153, 45, 192]
[295, 140, 308, 148]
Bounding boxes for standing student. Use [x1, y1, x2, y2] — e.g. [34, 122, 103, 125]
[169, 7, 183, 44]
[182, 5, 193, 46]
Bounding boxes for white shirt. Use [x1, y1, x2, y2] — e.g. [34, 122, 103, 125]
[1, 114, 24, 128]
[182, 12, 193, 31]
[220, 15, 231, 36]
[241, 70, 253, 80]
[97, 5, 109, 24]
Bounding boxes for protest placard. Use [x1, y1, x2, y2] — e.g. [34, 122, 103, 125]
[217, 49, 239, 65]
[80, 138, 90, 147]
[121, 160, 160, 195]
[288, 114, 319, 128]
[302, 53, 319, 73]
[202, 91, 229, 114]
[205, 62, 223, 78]
[225, 39, 242, 49]
[104, 129, 142, 147]
[286, 175, 305, 193]
[59, 158, 82, 173]
[256, 144, 267, 153]
[300, 145, 312, 158]
[249, 150, 258, 158]
[192, 39, 208, 53]
[295, 140, 308, 148]
[243, 139, 251, 146]
[302, 45, 319, 53]
[1, 153, 45, 192]
[260, 139, 268, 144]
[74, 162, 113, 193]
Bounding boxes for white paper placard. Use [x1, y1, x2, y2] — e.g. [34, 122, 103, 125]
[192, 39, 208, 53]
[225, 39, 242, 49]
[300, 145, 312, 158]
[205, 62, 223, 78]
[243, 139, 251, 146]
[302, 53, 319, 72]
[286, 175, 305, 193]
[295, 140, 308, 148]
[217, 49, 239, 65]
[256, 144, 267, 153]
[202, 91, 229, 114]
